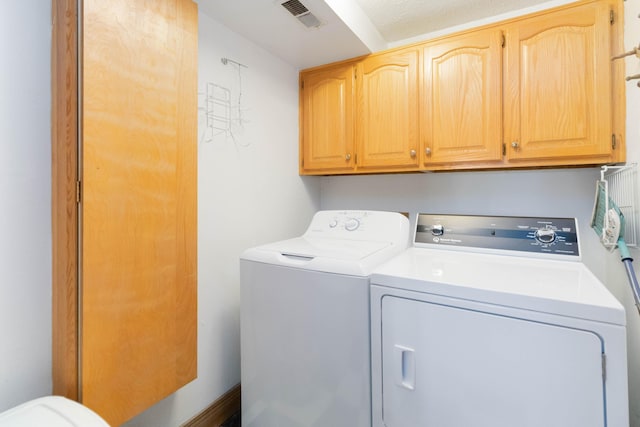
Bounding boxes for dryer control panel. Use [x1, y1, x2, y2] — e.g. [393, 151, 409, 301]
[415, 214, 580, 257]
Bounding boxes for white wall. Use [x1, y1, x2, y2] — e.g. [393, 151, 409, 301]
[0, 0, 52, 412]
[121, 8, 321, 427]
[609, 1, 640, 425]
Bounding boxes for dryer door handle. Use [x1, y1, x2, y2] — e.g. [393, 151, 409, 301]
[394, 344, 415, 391]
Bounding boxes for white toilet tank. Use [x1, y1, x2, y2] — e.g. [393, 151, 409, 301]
[0, 396, 109, 427]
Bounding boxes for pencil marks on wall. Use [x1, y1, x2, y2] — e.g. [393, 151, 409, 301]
[206, 83, 231, 136]
[199, 57, 250, 146]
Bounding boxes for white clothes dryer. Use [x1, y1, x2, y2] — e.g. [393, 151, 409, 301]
[370, 213, 628, 427]
[240, 210, 409, 427]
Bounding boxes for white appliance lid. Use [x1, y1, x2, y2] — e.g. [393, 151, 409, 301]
[240, 210, 410, 276]
[0, 396, 110, 427]
[241, 236, 401, 276]
[263, 236, 392, 261]
[371, 247, 625, 325]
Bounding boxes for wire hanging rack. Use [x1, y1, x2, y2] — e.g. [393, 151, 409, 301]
[600, 164, 639, 248]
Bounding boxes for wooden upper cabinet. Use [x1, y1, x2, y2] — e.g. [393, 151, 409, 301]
[422, 29, 503, 168]
[297, 0, 624, 175]
[300, 63, 355, 174]
[503, 0, 617, 164]
[356, 48, 421, 171]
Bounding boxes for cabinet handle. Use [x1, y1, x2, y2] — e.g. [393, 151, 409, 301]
[425, 147, 432, 156]
[410, 149, 417, 158]
[511, 141, 519, 150]
[345, 153, 351, 161]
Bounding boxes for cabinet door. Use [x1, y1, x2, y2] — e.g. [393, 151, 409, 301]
[52, 0, 198, 425]
[300, 64, 355, 173]
[357, 49, 420, 171]
[381, 296, 606, 427]
[423, 30, 503, 167]
[504, 1, 613, 163]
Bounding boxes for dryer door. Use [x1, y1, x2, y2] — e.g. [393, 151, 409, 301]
[381, 296, 605, 427]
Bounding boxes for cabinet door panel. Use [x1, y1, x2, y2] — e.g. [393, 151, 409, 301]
[301, 65, 355, 173]
[424, 30, 502, 165]
[80, 0, 197, 424]
[504, 2, 612, 162]
[357, 49, 420, 170]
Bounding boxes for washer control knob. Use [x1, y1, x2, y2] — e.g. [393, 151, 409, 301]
[345, 218, 360, 231]
[329, 220, 338, 228]
[431, 224, 444, 236]
[535, 228, 556, 244]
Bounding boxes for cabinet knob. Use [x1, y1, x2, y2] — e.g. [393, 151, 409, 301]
[425, 147, 432, 156]
[511, 141, 519, 149]
[410, 149, 417, 158]
[345, 153, 351, 161]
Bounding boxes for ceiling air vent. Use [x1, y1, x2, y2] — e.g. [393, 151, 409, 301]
[279, 0, 323, 29]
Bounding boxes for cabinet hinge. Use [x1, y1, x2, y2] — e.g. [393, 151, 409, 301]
[502, 142, 506, 156]
[76, 181, 81, 204]
[610, 10, 615, 25]
[501, 33, 505, 48]
[602, 353, 607, 382]
[301, 80, 304, 89]
[612, 134, 617, 150]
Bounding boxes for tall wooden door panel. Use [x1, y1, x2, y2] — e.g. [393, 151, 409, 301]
[357, 49, 420, 171]
[52, 0, 198, 425]
[504, 1, 613, 162]
[300, 64, 355, 173]
[423, 30, 503, 166]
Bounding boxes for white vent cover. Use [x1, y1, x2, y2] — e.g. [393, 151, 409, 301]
[279, 0, 323, 29]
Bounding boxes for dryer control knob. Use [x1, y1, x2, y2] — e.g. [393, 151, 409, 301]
[345, 218, 360, 231]
[534, 228, 556, 244]
[431, 224, 444, 236]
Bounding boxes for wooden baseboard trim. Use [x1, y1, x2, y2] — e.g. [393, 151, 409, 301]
[181, 384, 240, 427]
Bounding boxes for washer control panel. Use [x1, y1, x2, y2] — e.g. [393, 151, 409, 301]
[304, 210, 410, 242]
[415, 214, 579, 257]
[311, 211, 366, 233]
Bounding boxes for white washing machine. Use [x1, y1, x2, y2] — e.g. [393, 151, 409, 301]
[240, 210, 410, 427]
[370, 213, 628, 427]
